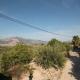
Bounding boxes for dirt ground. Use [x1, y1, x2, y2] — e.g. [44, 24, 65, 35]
[20, 51, 80, 80]
[59, 51, 80, 80]
[20, 63, 60, 80]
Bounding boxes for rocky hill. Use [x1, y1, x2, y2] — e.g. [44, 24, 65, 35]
[0, 37, 46, 46]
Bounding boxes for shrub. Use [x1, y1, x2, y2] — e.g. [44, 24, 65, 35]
[48, 39, 66, 52]
[1, 44, 33, 74]
[35, 45, 66, 69]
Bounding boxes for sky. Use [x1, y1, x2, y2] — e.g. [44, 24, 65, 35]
[0, 0, 80, 41]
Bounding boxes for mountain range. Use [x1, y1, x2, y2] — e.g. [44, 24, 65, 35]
[0, 37, 47, 46]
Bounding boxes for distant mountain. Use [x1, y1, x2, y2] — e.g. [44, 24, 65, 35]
[0, 37, 47, 46]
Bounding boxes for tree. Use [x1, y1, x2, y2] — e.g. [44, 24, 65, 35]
[72, 35, 80, 48]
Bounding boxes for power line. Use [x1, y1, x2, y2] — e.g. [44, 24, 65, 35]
[0, 12, 72, 38]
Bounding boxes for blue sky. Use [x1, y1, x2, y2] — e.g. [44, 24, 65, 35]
[0, 0, 80, 41]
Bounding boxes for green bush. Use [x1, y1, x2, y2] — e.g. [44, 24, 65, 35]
[1, 44, 33, 74]
[35, 45, 66, 69]
[48, 39, 66, 52]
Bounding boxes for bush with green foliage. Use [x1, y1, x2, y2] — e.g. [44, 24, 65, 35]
[48, 39, 72, 56]
[48, 39, 66, 52]
[0, 39, 70, 77]
[63, 42, 72, 57]
[0, 46, 11, 73]
[1, 44, 33, 74]
[35, 45, 66, 69]
[63, 42, 71, 51]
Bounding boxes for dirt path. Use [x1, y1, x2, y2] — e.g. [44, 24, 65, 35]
[59, 51, 80, 80]
[19, 51, 80, 80]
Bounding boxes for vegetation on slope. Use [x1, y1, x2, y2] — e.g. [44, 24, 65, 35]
[0, 38, 72, 79]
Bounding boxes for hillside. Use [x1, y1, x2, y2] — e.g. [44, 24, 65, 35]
[0, 37, 46, 46]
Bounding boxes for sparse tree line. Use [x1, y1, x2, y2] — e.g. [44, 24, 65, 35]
[0, 36, 78, 80]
